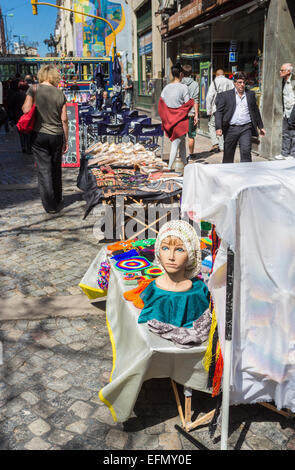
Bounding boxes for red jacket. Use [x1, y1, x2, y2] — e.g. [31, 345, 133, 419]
[158, 97, 194, 141]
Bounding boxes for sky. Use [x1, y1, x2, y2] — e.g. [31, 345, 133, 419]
[1, 0, 58, 56]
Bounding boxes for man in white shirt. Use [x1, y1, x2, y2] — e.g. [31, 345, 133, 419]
[215, 72, 265, 163]
[159, 64, 191, 168]
[275, 63, 295, 160]
[206, 69, 234, 152]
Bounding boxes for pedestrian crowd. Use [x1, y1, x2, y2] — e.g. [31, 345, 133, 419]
[1, 60, 294, 215]
[158, 61, 295, 169]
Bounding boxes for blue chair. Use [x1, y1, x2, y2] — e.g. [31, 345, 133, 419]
[128, 123, 164, 153]
[97, 122, 129, 143]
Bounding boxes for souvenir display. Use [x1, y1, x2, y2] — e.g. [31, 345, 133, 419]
[136, 221, 210, 330]
[97, 261, 111, 290]
[114, 257, 152, 273]
[86, 141, 168, 169]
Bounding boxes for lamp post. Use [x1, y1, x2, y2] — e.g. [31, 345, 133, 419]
[3, 12, 14, 55]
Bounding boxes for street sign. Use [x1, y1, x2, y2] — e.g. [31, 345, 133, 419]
[229, 51, 237, 63]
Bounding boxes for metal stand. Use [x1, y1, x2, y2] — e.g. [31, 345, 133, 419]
[220, 247, 235, 450]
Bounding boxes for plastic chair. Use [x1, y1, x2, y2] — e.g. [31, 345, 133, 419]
[128, 123, 164, 154]
[97, 122, 129, 143]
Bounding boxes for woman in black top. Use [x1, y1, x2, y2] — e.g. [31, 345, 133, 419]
[22, 65, 69, 214]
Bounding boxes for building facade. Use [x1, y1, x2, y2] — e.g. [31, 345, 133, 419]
[159, 0, 295, 159]
[130, 0, 165, 117]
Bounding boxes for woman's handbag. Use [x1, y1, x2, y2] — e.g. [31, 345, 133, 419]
[16, 104, 36, 133]
[16, 85, 37, 134]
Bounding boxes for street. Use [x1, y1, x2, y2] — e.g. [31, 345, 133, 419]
[0, 127, 295, 451]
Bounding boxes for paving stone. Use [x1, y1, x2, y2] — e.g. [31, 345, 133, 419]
[20, 391, 40, 405]
[66, 420, 89, 435]
[24, 437, 51, 450]
[159, 432, 182, 450]
[47, 380, 72, 394]
[68, 401, 94, 419]
[47, 429, 74, 446]
[28, 418, 51, 436]
[13, 425, 34, 443]
[51, 368, 68, 379]
[131, 430, 159, 450]
[93, 406, 117, 426]
[105, 428, 128, 449]
[31, 401, 56, 419]
[68, 342, 86, 351]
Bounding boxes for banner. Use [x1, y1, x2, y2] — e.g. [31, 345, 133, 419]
[139, 31, 152, 57]
[199, 61, 211, 112]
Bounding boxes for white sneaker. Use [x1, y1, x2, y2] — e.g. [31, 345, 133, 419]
[274, 154, 286, 160]
[285, 155, 295, 160]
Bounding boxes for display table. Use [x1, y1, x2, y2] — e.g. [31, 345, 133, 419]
[94, 253, 210, 424]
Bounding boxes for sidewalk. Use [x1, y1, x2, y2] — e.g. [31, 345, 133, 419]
[0, 127, 294, 451]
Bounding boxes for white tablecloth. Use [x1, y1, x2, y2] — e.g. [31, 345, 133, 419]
[98, 259, 210, 423]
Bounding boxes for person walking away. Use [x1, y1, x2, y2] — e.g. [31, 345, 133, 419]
[275, 63, 295, 160]
[181, 64, 199, 158]
[22, 65, 69, 214]
[11, 80, 32, 153]
[206, 69, 234, 153]
[215, 72, 265, 163]
[124, 74, 133, 109]
[158, 64, 194, 169]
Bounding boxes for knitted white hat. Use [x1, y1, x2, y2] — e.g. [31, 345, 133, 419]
[154, 220, 202, 279]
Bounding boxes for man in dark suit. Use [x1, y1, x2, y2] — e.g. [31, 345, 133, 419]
[100, 91, 112, 111]
[215, 72, 265, 163]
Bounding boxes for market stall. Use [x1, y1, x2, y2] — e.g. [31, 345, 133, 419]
[79, 233, 217, 429]
[77, 141, 183, 220]
[181, 160, 295, 449]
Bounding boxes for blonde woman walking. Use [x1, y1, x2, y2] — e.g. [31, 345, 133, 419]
[22, 64, 69, 214]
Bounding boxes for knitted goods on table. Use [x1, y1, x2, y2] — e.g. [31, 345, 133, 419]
[111, 249, 139, 261]
[154, 220, 202, 280]
[123, 279, 154, 309]
[97, 262, 111, 290]
[107, 240, 135, 253]
[147, 307, 211, 349]
[114, 257, 152, 273]
[202, 225, 223, 397]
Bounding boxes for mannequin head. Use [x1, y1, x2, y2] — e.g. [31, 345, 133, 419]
[159, 236, 188, 277]
[155, 220, 201, 282]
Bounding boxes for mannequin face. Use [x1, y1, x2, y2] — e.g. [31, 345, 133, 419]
[159, 237, 188, 276]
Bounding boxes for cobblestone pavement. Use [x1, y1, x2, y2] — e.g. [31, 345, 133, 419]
[0, 127, 295, 451]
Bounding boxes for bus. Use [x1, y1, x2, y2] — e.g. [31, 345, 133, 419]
[0, 56, 113, 92]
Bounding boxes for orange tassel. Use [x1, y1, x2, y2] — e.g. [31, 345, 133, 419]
[212, 347, 224, 397]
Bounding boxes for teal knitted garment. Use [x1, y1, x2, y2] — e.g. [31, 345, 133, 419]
[138, 278, 210, 328]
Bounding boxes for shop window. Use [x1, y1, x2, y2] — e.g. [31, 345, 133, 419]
[138, 31, 153, 96]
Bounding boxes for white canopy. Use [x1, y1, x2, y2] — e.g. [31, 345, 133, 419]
[182, 161, 295, 413]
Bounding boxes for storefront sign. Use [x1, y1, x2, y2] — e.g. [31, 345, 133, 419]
[229, 51, 237, 63]
[167, 0, 222, 32]
[199, 62, 211, 112]
[139, 31, 152, 56]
